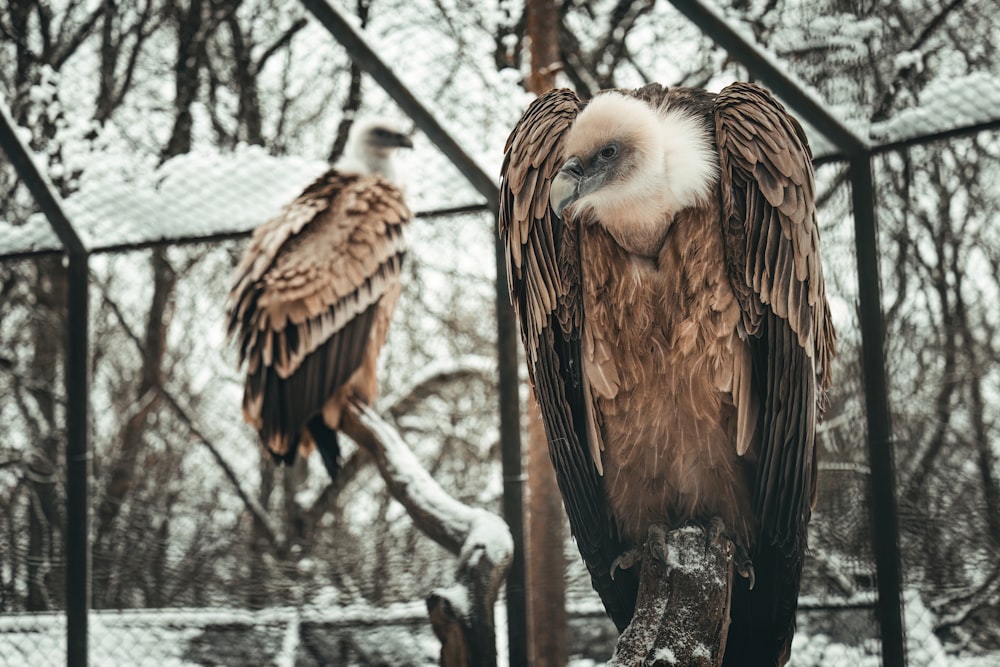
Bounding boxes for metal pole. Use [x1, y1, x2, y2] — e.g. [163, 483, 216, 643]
[0, 103, 86, 255]
[850, 156, 906, 667]
[667, 0, 868, 155]
[65, 253, 91, 667]
[494, 236, 528, 667]
[0, 99, 91, 667]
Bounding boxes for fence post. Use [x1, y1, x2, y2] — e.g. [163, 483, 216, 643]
[0, 100, 92, 667]
[850, 156, 906, 667]
[65, 252, 90, 667]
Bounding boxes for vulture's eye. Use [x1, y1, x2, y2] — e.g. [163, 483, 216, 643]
[598, 143, 619, 161]
[373, 128, 391, 138]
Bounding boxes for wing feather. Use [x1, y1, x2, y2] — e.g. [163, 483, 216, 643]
[500, 89, 638, 630]
[715, 83, 835, 553]
[226, 171, 410, 458]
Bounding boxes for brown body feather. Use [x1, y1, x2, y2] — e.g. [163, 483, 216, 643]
[227, 170, 411, 467]
[582, 205, 755, 547]
[500, 83, 835, 665]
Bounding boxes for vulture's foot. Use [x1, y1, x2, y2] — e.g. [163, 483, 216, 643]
[735, 544, 756, 590]
[698, 516, 756, 591]
[610, 547, 642, 580]
[610, 523, 670, 580]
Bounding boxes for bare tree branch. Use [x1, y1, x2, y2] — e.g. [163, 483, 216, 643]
[50, 4, 104, 70]
[342, 402, 512, 666]
[382, 354, 495, 420]
[329, 0, 369, 162]
[871, 0, 967, 121]
[254, 17, 308, 74]
[94, 278, 284, 549]
[154, 383, 284, 549]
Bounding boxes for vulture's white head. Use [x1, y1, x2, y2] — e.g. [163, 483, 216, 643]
[549, 92, 718, 257]
[337, 117, 414, 181]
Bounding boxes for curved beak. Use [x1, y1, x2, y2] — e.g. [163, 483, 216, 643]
[396, 132, 414, 149]
[549, 157, 584, 219]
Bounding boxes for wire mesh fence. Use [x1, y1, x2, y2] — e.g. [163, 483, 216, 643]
[2, 0, 1000, 666]
[0, 205, 504, 666]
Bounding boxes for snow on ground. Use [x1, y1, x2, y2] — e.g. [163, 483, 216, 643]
[2, 594, 998, 667]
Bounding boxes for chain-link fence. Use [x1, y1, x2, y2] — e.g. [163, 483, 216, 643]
[2, 0, 1000, 666]
[0, 194, 504, 665]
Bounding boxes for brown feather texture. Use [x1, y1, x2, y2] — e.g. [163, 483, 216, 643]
[227, 123, 411, 476]
[500, 83, 835, 666]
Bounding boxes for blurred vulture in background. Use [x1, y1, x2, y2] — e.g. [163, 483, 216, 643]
[227, 118, 413, 479]
[500, 83, 835, 665]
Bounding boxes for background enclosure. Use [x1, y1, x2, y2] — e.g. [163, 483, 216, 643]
[1, 0, 999, 665]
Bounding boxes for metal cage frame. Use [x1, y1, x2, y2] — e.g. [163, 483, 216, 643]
[2, 1, 1000, 665]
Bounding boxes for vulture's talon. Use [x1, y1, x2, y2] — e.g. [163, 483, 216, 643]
[647, 523, 670, 565]
[705, 516, 727, 554]
[700, 516, 755, 589]
[611, 523, 673, 579]
[734, 544, 756, 590]
[610, 547, 643, 580]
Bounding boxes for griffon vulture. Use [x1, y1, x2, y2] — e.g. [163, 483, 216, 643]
[500, 83, 835, 665]
[227, 118, 413, 479]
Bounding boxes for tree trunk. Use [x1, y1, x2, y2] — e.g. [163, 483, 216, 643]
[526, 396, 567, 667]
[523, 3, 569, 665]
[611, 526, 734, 666]
[92, 250, 176, 606]
[163, 0, 209, 161]
[526, 0, 560, 96]
[26, 258, 69, 611]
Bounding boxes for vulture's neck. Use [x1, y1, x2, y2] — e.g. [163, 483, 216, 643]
[337, 146, 395, 181]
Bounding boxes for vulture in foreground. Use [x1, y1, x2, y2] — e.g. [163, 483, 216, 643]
[500, 83, 835, 665]
[227, 118, 413, 479]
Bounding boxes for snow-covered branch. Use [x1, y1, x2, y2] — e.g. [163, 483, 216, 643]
[342, 401, 513, 666]
[344, 401, 507, 557]
[611, 526, 733, 667]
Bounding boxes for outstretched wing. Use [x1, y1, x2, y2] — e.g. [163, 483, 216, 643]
[500, 89, 638, 630]
[715, 82, 836, 661]
[226, 170, 410, 460]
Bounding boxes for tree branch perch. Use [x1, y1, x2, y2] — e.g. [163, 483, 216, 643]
[342, 401, 513, 666]
[611, 526, 734, 666]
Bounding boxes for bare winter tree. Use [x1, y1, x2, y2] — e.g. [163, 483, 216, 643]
[2, 1, 998, 664]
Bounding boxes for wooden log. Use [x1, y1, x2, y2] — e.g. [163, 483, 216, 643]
[611, 525, 734, 666]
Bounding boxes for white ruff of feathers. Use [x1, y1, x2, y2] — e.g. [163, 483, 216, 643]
[334, 117, 405, 181]
[568, 93, 718, 256]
